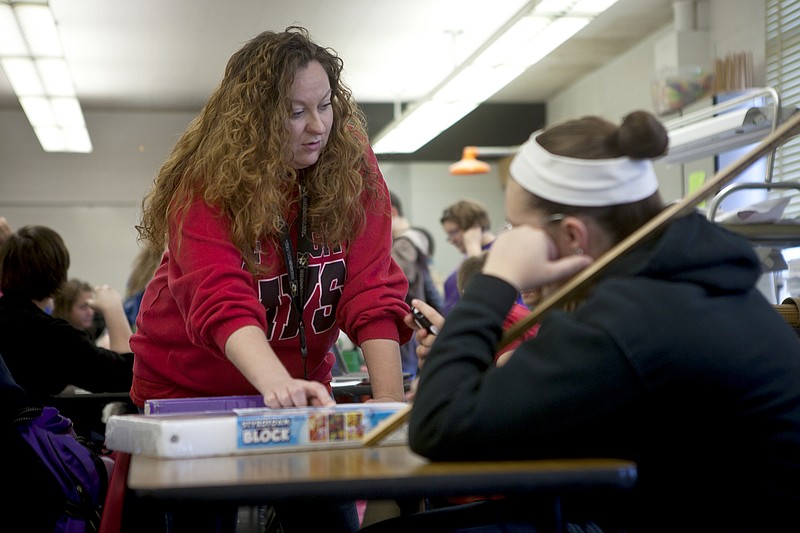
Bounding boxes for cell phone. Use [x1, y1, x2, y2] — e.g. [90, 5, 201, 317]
[411, 306, 440, 335]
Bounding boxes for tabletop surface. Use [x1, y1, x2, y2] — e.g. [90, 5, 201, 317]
[127, 443, 638, 504]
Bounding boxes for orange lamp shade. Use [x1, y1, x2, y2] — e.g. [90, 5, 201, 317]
[449, 146, 491, 175]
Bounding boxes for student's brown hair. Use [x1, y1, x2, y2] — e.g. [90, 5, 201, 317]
[440, 199, 492, 232]
[0, 225, 70, 300]
[528, 111, 667, 245]
[456, 253, 488, 295]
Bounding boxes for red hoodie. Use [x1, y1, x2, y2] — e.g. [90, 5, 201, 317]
[130, 156, 411, 406]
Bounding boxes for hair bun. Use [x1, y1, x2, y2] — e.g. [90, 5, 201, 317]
[614, 111, 668, 160]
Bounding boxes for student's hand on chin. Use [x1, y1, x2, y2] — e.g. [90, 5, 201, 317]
[485, 227, 591, 291]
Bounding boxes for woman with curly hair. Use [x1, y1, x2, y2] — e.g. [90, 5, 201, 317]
[131, 26, 412, 531]
[132, 27, 410, 414]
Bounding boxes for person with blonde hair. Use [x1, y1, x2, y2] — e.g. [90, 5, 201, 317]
[131, 26, 410, 532]
[53, 278, 132, 349]
[122, 247, 163, 328]
[52, 279, 96, 333]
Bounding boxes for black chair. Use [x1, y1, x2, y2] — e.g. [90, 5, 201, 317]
[49, 390, 138, 444]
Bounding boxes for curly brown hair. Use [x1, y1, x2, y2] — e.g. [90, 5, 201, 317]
[136, 26, 379, 272]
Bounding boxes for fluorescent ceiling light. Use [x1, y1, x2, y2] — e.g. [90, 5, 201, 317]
[37, 58, 76, 96]
[374, 100, 478, 154]
[19, 96, 56, 125]
[0, 0, 92, 153]
[372, 0, 619, 154]
[1, 57, 43, 94]
[0, 4, 27, 56]
[14, 2, 61, 56]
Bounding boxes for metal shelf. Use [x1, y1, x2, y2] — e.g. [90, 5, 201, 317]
[719, 222, 800, 247]
[709, 181, 800, 249]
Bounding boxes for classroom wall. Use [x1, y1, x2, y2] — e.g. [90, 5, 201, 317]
[0, 109, 195, 293]
[394, 0, 768, 279]
[0, 0, 768, 293]
[547, 0, 766, 205]
[0, 103, 509, 293]
[548, 0, 766, 122]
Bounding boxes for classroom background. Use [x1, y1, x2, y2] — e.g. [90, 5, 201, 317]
[0, 0, 770, 294]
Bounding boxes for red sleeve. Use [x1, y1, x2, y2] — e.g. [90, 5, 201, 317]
[167, 199, 266, 358]
[496, 303, 539, 360]
[336, 147, 413, 346]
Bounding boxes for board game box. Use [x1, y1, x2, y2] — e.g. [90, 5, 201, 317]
[105, 401, 407, 458]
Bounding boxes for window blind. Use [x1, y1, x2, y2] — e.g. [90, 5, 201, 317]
[766, 0, 800, 219]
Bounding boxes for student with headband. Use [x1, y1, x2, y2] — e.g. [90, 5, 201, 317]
[378, 111, 800, 532]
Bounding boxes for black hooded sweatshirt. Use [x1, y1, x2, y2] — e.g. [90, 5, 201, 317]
[409, 212, 800, 532]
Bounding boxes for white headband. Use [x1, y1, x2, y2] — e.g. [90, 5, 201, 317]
[509, 131, 659, 207]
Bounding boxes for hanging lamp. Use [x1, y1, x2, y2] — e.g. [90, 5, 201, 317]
[448, 146, 491, 175]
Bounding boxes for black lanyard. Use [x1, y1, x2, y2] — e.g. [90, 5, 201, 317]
[279, 183, 312, 378]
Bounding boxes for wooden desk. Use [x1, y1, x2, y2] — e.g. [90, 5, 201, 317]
[127, 443, 637, 504]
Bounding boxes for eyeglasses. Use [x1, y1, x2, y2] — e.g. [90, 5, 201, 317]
[543, 213, 566, 225]
[445, 228, 462, 239]
[503, 213, 566, 231]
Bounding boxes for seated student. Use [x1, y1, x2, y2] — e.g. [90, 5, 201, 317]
[1, 353, 65, 531]
[439, 199, 497, 316]
[53, 278, 130, 349]
[393, 111, 800, 532]
[406, 252, 540, 401]
[0, 225, 134, 405]
[389, 191, 442, 378]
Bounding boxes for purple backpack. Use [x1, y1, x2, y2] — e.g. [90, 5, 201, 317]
[14, 406, 108, 533]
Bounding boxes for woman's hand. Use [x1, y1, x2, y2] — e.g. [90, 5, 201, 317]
[225, 325, 335, 408]
[259, 375, 335, 408]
